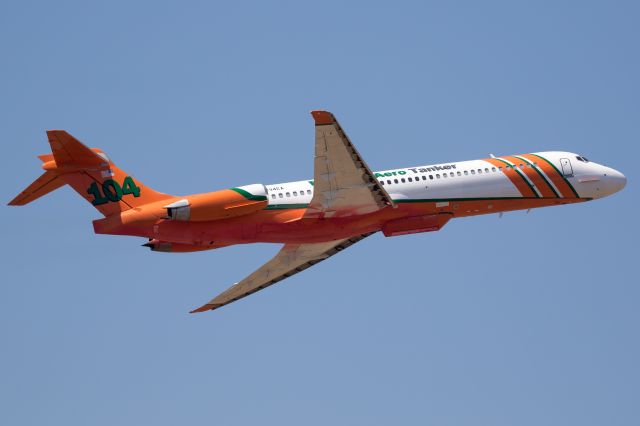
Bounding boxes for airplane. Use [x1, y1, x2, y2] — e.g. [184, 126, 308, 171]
[9, 110, 626, 313]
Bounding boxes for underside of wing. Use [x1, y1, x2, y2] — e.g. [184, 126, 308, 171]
[305, 110, 394, 218]
[190, 232, 374, 313]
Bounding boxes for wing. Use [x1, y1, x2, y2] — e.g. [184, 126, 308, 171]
[190, 232, 374, 313]
[305, 110, 395, 218]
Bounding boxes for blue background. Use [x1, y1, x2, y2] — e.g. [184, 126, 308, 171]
[1, 1, 638, 424]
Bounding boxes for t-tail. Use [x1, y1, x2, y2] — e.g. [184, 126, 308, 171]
[8, 130, 172, 215]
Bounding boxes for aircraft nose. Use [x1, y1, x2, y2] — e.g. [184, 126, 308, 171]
[613, 170, 626, 191]
[605, 167, 626, 194]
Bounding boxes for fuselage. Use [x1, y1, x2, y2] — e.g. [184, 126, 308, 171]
[110, 151, 625, 249]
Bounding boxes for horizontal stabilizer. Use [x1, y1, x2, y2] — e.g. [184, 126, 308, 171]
[8, 170, 65, 206]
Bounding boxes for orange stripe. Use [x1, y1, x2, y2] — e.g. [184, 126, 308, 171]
[519, 154, 576, 198]
[503, 156, 556, 198]
[484, 158, 536, 198]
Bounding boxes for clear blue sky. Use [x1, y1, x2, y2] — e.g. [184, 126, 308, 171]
[1, 1, 638, 425]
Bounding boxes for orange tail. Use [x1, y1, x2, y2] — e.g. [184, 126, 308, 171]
[8, 130, 172, 216]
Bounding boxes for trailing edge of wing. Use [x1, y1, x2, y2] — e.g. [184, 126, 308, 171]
[190, 232, 375, 313]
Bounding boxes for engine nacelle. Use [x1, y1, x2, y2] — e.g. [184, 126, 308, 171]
[164, 184, 268, 222]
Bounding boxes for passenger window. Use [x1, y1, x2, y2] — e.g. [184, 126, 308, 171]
[271, 194, 276, 199]
[422, 176, 427, 180]
[492, 167, 496, 172]
[471, 170, 475, 175]
[436, 174, 440, 178]
[484, 168, 489, 173]
[429, 175, 434, 180]
[293, 191, 298, 196]
[519, 164, 524, 169]
[499, 166, 503, 171]
[307, 190, 312, 195]
[457, 171, 461, 176]
[408, 177, 413, 182]
[394, 179, 399, 184]
[286, 192, 290, 197]
[401, 178, 406, 183]
[380, 181, 385, 185]
[478, 169, 482, 174]
[464, 170, 468, 175]
[450, 172, 454, 177]
[387, 180, 392, 185]
[443, 174, 447, 178]
[279, 193, 283, 198]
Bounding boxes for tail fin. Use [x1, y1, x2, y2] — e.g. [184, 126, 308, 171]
[9, 130, 172, 216]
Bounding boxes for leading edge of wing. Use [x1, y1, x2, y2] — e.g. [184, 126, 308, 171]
[190, 232, 375, 313]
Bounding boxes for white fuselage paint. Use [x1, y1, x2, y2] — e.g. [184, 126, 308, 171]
[254, 151, 626, 209]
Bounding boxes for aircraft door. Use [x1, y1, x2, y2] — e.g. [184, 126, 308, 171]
[560, 158, 573, 176]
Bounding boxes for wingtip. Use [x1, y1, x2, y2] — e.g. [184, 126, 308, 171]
[189, 304, 213, 314]
[310, 110, 335, 126]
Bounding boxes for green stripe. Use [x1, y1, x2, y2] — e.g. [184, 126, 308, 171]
[265, 203, 309, 210]
[514, 155, 561, 198]
[494, 158, 539, 198]
[529, 154, 580, 198]
[230, 187, 268, 201]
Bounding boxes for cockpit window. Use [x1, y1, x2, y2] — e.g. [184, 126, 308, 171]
[576, 155, 590, 162]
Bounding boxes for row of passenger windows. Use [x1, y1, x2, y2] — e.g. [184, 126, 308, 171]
[378, 162, 539, 186]
[267, 161, 542, 197]
[270, 189, 312, 199]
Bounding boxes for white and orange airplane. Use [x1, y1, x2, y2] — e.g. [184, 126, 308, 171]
[9, 111, 626, 313]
